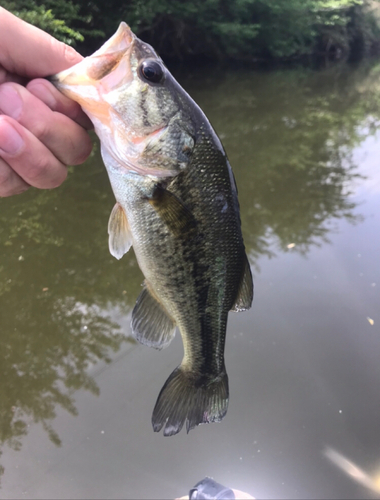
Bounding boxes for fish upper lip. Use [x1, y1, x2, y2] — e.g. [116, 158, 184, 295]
[91, 22, 134, 57]
[51, 22, 134, 90]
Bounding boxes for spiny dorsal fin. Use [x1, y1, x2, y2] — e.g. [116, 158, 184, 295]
[148, 185, 197, 237]
[108, 202, 132, 260]
[231, 255, 253, 312]
[131, 283, 176, 350]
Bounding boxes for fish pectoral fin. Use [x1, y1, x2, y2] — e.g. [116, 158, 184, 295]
[231, 255, 254, 312]
[108, 202, 132, 259]
[149, 185, 197, 237]
[131, 282, 176, 350]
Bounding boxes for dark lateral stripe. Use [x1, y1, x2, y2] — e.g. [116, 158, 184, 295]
[181, 234, 225, 374]
[139, 89, 151, 129]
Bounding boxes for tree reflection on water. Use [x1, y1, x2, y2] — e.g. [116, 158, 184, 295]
[0, 61, 380, 481]
[188, 61, 380, 259]
[0, 160, 141, 482]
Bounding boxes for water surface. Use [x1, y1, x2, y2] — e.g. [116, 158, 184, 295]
[0, 61, 379, 499]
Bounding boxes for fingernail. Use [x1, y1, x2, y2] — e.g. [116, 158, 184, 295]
[64, 46, 83, 66]
[0, 85, 22, 119]
[0, 121, 24, 155]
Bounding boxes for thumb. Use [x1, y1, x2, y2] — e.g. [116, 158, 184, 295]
[0, 8, 83, 78]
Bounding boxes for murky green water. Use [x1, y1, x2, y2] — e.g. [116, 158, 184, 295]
[0, 61, 380, 499]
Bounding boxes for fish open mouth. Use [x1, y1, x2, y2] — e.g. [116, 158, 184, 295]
[51, 23, 184, 179]
[50, 22, 135, 113]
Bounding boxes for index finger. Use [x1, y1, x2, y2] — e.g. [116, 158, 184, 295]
[27, 79, 93, 130]
[0, 8, 83, 78]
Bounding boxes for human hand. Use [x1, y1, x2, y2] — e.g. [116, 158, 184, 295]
[0, 7, 93, 197]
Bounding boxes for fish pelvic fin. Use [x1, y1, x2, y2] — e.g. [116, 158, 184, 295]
[131, 283, 176, 350]
[231, 255, 253, 312]
[152, 366, 229, 436]
[108, 202, 132, 259]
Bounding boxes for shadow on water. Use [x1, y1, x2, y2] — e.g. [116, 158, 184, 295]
[0, 60, 380, 483]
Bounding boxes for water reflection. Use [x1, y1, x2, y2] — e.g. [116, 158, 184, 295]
[184, 62, 380, 259]
[0, 61, 380, 485]
[0, 153, 142, 481]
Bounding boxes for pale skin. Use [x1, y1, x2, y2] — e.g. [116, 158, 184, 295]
[0, 7, 93, 197]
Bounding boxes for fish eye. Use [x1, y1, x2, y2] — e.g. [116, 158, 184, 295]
[139, 60, 164, 84]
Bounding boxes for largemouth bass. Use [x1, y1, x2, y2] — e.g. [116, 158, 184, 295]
[52, 23, 253, 436]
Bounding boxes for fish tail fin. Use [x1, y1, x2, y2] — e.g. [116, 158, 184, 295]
[152, 366, 229, 436]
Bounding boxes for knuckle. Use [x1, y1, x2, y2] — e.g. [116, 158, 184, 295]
[32, 120, 50, 143]
[26, 159, 49, 183]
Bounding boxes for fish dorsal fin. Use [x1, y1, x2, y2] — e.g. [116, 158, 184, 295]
[132, 282, 176, 350]
[108, 202, 132, 259]
[231, 255, 253, 312]
[149, 185, 197, 237]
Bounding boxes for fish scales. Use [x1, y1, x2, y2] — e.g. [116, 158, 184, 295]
[52, 22, 253, 436]
[131, 133, 245, 371]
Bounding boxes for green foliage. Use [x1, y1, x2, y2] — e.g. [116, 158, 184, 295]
[3, 0, 83, 45]
[3, 0, 380, 58]
[115, 0, 380, 60]
[3, 0, 102, 46]
[119, 0, 265, 58]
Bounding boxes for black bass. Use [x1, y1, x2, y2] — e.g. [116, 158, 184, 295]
[52, 23, 253, 436]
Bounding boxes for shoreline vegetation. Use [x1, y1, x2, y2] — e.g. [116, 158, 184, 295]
[3, 0, 380, 62]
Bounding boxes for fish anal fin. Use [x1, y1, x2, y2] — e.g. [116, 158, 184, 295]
[231, 255, 253, 312]
[148, 185, 197, 237]
[108, 202, 132, 260]
[131, 283, 176, 350]
[152, 366, 229, 436]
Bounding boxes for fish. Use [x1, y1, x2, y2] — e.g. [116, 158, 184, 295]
[51, 23, 253, 436]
